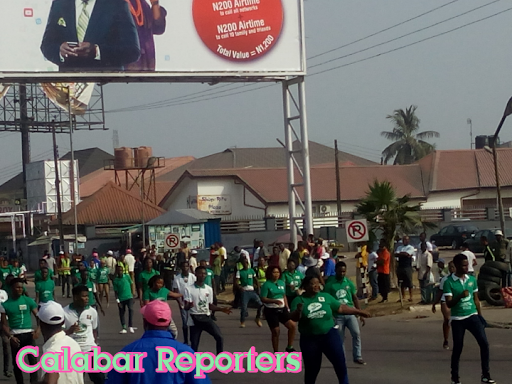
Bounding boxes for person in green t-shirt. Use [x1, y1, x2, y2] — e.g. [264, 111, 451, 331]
[34, 259, 53, 283]
[290, 276, 370, 384]
[113, 265, 135, 334]
[235, 257, 263, 328]
[280, 258, 304, 306]
[444, 253, 494, 384]
[70, 261, 87, 287]
[96, 259, 110, 308]
[0, 258, 12, 288]
[143, 275, 182, 304]
[35, 267, 55, 303]
[78, 270, 105, 316]
[260, 266, 296, 353]
[324, 261, 366, 365]
[0, 278, 39, 384]
[10, 259, 24, 281]
[137, 258, 159, 306]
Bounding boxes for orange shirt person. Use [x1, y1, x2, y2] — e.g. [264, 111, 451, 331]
[376, 240, 391, 303]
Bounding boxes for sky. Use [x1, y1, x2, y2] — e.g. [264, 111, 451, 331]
[2, 0, 512, 184]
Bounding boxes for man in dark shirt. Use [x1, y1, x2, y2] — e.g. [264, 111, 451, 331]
[395, 236, 415, 302]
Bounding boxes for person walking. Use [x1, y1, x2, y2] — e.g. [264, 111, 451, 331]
[58, 252, 72, 298]
[97, 259, 110, 308]
[432, 261, 456, 350]
[63, 285, 104, 384]
[290, 276, 371, 384]
[395, 236, 415, 302]
[124, 249, 136, 295]
[35, 267, 55, 304]
[0, 278, 39, 384]
[321, 252, 336, 278]
[184, 266, 232, 354]
[281, 258, 304, 306]
[138, 258, 159, 307]
[235, 257, 263, 328]
[113, 265, 135, 334]
[367, 248, 379, 301]
[142, 275, 180, 338]
[324, 261, 366, 365]
[460, 243, 478, 276]
[0, 287, 10, 378]
[38, 301, 84, 384]
[444, 253, 495, 384]
[260, 266, 296, 353]
[172, 261, 196, 345]
[278, 243, 291, 272]
[105, 300, 211, 384]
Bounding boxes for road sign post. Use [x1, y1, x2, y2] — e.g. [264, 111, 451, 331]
[165, 233, 180, 250]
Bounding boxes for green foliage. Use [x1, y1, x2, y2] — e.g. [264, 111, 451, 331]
[381, 105, 440, 165]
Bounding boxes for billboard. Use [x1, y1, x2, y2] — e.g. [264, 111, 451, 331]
[0, 0, 305, 81]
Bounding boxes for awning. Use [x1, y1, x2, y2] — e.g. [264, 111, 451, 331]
[29, 234, 87, 247]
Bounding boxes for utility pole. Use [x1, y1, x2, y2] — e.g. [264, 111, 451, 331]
[52, 126, 65, 252]
[68, 88, 78, 255]
[467, 118, 473, 149]
[334, 140, 342, 226]
[19, 84, 31, 198]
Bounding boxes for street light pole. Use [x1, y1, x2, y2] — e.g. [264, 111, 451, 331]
[488, 97, 512, 235]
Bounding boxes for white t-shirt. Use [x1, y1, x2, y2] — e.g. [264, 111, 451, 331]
[183, 283, 213, 326]
[368, 252, 379, 270]
[189, 257, 198, 272]
[172, 273, 197, 294]
[396, 244, 416, 262]
[0, 290, 8, 304]
[461, 250, 477, 272]
[41, 331, 84, 384]
[45, 257, 56, 273]
[240, 249, 251, 265]
[63, 305, 98, 353]
[124, 254, 136, 272]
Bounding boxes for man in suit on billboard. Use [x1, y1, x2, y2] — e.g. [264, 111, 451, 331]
[41, 0, 141, 71]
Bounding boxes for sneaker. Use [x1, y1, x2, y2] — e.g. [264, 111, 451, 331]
[334, 325, 340, 330]
[4, 371, 12, 378]
[62, 294, 66, 298]
[285, 347, 296, 353]
[481, 376, 496, 383]
[379, 299, 388, 303]
[451, 380, 461, 384]
[129, 327, 135, 334]
[240, 323, 246, 328]
[354, 359, 366, 365]
[119, 329, 127, 334]
[255, 318, 262, 327]
[443, 341, 450, 350]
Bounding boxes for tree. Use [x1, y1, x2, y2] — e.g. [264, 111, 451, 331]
[381, 105, 439, 165]
[355, 180, 431, 253]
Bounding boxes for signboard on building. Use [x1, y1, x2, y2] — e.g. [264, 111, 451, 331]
[345, 219, 369, 243]
[0, 0, 305, 81]
[197, 195, 231, 215]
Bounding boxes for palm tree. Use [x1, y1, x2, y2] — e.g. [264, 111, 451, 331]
[381, 105, 440, 165]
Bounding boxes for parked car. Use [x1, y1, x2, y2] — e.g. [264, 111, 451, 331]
[430, 224, 479, 249]
[464, 229, 512, 254]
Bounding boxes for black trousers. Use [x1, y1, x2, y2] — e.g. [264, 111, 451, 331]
[11, 332, 37, 384]
[451, 315, 490, 380]
[190, 317, 224, 354]
[1, 331, 9, 373]
[378, 273, 391, 300]
[87, 371, 105, 384]
[118, 299, 134, 328]
[60, 275, 71, 296]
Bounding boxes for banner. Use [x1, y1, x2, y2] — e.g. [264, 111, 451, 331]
[40, 83, 95, 115]
[0, 0, 304, 80]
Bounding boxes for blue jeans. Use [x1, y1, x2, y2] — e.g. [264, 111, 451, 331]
[240, 290, 262, 323]
[336, 315, 362, 361]
[368, 269, 378, 299]
[451, 315, 490, 381]
[300, 327, 349, 384]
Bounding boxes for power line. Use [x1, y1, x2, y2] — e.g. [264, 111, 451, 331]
[307, 0, 463, 60]
[309, 0, 502, 70]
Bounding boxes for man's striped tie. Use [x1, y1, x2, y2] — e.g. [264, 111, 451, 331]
[77, 0, 90, 43]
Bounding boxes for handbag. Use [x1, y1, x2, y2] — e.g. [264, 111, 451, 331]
[501, 287, 512, 308]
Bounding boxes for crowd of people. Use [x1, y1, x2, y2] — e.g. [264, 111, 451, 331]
[0, 232, 503, 384]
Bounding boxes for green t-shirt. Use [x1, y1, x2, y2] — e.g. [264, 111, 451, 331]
[260, 280, 286, 300]
[324, 276, 357, 308]
[97, 267, 110, 284]
[291, 292, 340, 336]
[11, 267, 22, 278]
[1, 296, 37, 330]
[35, 269, 54, 283]
[113, 274, 133, 302]
[213, 257, 222, 276]
[35, 279, 55, 303]
[89, 268, 98, 282]
[138, 269, 159, 294]
[204, 268, 214, 288]
[143, 287, 170, 302]
[0, 266, 13, 283]
[280, 270, 304, 297]
[443, 274, 478, 319]
[237, 268, 255, 288]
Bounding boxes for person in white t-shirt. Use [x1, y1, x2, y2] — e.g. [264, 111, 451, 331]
[172, 261, 196, 346]
[189, 250, 198, 274]
[63, 285, 104, 384]
[184, 266, 232, 354]
[461, 242, 478, 276]
[0, 289, 10, 378]
[367, 250, 379, 300]
[38, 301, 84, 384]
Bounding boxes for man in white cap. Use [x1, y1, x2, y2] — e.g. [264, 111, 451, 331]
[493, 230, 508, 263]
[105, 251, 117, 284]
[189, 249, 198, 273]
[38, 301, 83, 384]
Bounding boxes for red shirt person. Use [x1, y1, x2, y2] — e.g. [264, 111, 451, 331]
[376, 240, 391, 303]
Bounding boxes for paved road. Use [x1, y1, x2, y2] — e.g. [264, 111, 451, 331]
[5, 287, 511, 384]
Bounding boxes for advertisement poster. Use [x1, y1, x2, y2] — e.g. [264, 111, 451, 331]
[0, 0, 304, 79]
[197, 195, 231, 215]
[149, 224, 205, 253]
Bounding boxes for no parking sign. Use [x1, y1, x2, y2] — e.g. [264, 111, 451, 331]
[345, 219, 369, 243]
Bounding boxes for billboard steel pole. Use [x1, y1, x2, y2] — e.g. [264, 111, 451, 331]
[298, 76, 313, 237]
[68, 87, 79, 254]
